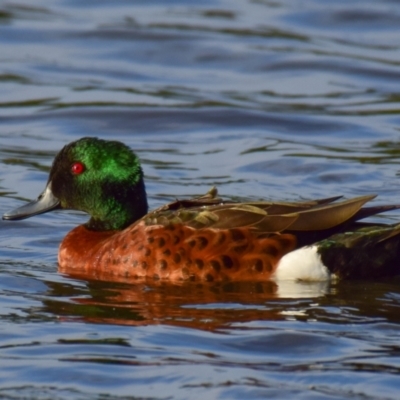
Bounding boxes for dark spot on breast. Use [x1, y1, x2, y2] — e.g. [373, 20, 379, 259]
[264, 260, 272, 272]
[138, 245, 144, 251]
[159, 260, 168, 270]
[197, 236, 209, 250]
[158, 238, 166, 248]
[173, 235, 180, 245]
[231, 229, 246, 241]
[173, 253, 181, 263]
[121, 243, 128, 250]
[253, 259, 263, 272]
[210, 260, 221, 272]
[205, 273, 214, 282]
[221, 255, 234, 269]
[233, 244, 248, 253]
[195, 259, 204, 269]
[263, 244, 279, 257]
[153, 274, 160, 280]
[163, 249, 171, 256]
[144, 248, 151, 256]
[188, 239, 196, 248]
[147, 237, 155, 244]
[141, 261, 147, 269]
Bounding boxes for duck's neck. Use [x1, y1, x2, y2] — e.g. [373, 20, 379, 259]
[85, 178, 148, 231]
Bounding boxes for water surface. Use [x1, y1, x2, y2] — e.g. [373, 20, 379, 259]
[1, 1, 400, 399]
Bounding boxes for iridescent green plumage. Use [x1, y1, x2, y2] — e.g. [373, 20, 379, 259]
[317, 224, 400, 279]
[49, 137, 148, 231]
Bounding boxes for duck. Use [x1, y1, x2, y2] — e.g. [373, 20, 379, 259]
[3, 137, 400, 282]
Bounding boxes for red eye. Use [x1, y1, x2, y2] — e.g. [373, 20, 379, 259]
[71, 162, 85, 175]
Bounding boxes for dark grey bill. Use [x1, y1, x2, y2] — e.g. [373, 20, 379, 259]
[3, 183, 60, 221]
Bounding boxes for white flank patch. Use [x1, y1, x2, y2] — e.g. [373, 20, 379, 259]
[273, 245, 331, 282]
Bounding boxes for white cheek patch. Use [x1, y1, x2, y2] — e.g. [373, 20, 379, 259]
[273, 245, 331, 282]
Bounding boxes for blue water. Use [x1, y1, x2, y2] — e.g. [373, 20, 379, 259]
[1, 1, 400, 398]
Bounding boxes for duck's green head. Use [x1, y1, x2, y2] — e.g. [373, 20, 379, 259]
[3, 137, 148, 231]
